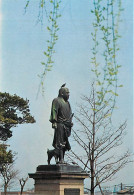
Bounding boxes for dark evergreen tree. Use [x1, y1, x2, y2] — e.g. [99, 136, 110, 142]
[0, 92, 35, 141]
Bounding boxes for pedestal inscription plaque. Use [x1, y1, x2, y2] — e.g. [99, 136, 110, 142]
[64, 188, 80, 195]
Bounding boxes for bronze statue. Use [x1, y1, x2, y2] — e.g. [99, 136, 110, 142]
[48, 84, 73, 164]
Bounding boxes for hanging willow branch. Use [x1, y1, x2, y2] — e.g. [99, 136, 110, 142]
[25, 0, 61, 96]
[24, 0, 31, 13]
[39, 0, 61, 95]
[91, 0, 123, 118]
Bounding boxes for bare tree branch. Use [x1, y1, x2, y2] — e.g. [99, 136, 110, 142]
[67, 85, 132, 195]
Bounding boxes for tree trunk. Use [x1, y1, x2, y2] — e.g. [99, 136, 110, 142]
[20, 186, 24, 195]
[4, 185, 7, 195]
[91, 160, 94, 195]
[91, 110, 95, 195]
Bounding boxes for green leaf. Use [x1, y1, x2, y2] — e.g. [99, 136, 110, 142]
[96, 81, 101, 86]
[117, 65, 122, 68]
[47, 26, 50, 31]
[111, 91, 118, 96]
[45, 68, 51, 71]
[95, 102, 101, 106]
[104, 113, 111, 118]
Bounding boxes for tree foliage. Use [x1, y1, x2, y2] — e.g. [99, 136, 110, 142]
[0, 92, 35, 141]
[0, 144, 13, 165]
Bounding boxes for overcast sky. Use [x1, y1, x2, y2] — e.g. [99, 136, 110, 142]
[0, 0, 133, 191]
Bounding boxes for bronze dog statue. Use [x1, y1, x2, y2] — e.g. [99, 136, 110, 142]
[47, 148, 60, 164]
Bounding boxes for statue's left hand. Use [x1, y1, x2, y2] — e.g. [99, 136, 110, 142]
[52, 122, 57, 129]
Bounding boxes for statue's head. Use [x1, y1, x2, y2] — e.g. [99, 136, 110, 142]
[58, 84, 70, 101]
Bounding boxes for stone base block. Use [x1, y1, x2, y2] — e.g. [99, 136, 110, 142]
[29, 164, 88, 195]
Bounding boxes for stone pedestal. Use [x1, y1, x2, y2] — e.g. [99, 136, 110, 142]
[29, 164, 89, 195]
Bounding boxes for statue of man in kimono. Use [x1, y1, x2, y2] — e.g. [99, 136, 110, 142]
[49, 84, 73, 164]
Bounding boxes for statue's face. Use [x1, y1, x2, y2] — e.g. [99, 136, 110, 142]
[62, 88, 70, 101]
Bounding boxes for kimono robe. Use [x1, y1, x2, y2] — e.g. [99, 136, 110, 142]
[50, 96, 72, 151]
